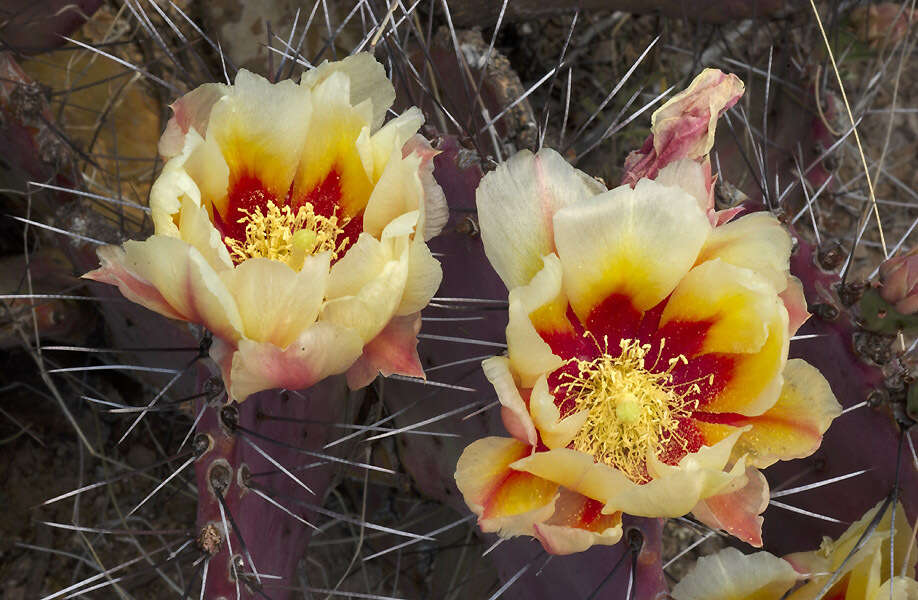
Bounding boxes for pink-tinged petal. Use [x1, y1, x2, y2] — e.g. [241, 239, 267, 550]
[219, 254, 328, 348]
[532, 488, 623, 555]
[455, 437, 559, 538]
[158, 83, 227, 157]
[85, 245, 185, 322]
[780, 275, 810, 336]
[84, 237, 243, 343]
[483, 356, 538, 446]
[229, 321, 364, 401]
[301, 52, 395, 131]
[692, 467, 769, 547]
[671, 548, 798, 600]
[553, 178, 710, 318]
[346, 313, 424, 390]
[345, 354, 379, 390]
[623, 69, 744, 184]
[403, 134, 448, 240]
[699, 359, 841, 469]
[713, 206, 743, 226]
[477, 147, 605, 290]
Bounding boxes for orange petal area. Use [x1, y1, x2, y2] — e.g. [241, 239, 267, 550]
[229, 321, 363, 401]
[692, 466, 769, 547]
[671, 547, 799, 600]
[660, 259, 784, 356]
[696, 359, 841, 469]
[476, 148, 606, 291]
[695, 306, 788, 417]
[695, 211, 793, 292]
[345, 313, 424, 390]
[208, 71, 312, 214]
[552, 177, 710, 320]
[532, 489, 623, 555]
[290, 70, 374, 222]
[785, 500, 917, 600]
[482, 357, 538, 446]
[85, 237, 242, 343]
[511, 430, 747, 518]
[455, 437, 559, 537]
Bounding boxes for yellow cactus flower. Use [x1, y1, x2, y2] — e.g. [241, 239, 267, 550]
[454, 141, 840, 554]
[671, 500, 918, 600]
[85, 53, 446, 401]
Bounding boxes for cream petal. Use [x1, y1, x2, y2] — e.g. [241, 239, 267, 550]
[301, 52, 395, 130]
[661, 259, 784, 355]
[529, 374, 588, 450]
[696, 211, 792, 292]
[553, 178, 710, 318]
[327, 233, 387, 300]
[477, 148, 605, 290]
[178, 196, 233, 272]
[228, 321, 363, 401]
[396, 240, 442, 316]
[181, 132, 229, 216]
[220, 254, 328, 348]
[875, 577, 918, 600]
[362, 149, 424, 238]
[368, 108, 425, 181]
[150, 131, 206, 236]
[506, 254, 565, 387]
[86, 236, 243, 342]
[482, 356, 538, 446]
[654, 158, 712, 214]
[322, 234, 411, 343]
[671, 547, 798, 600]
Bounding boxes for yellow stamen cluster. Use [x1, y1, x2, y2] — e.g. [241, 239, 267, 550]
[225, 200, 349, 268]
[559, 336, 704, 484]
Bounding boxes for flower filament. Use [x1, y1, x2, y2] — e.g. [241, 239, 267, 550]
[559, 336, 703, 483]
[224, 200, 349, 268]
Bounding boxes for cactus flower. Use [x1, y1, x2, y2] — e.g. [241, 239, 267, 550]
[84, 53, 447, 401]
[454, 146, 840, 555]
[671, 500, 918, 599]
